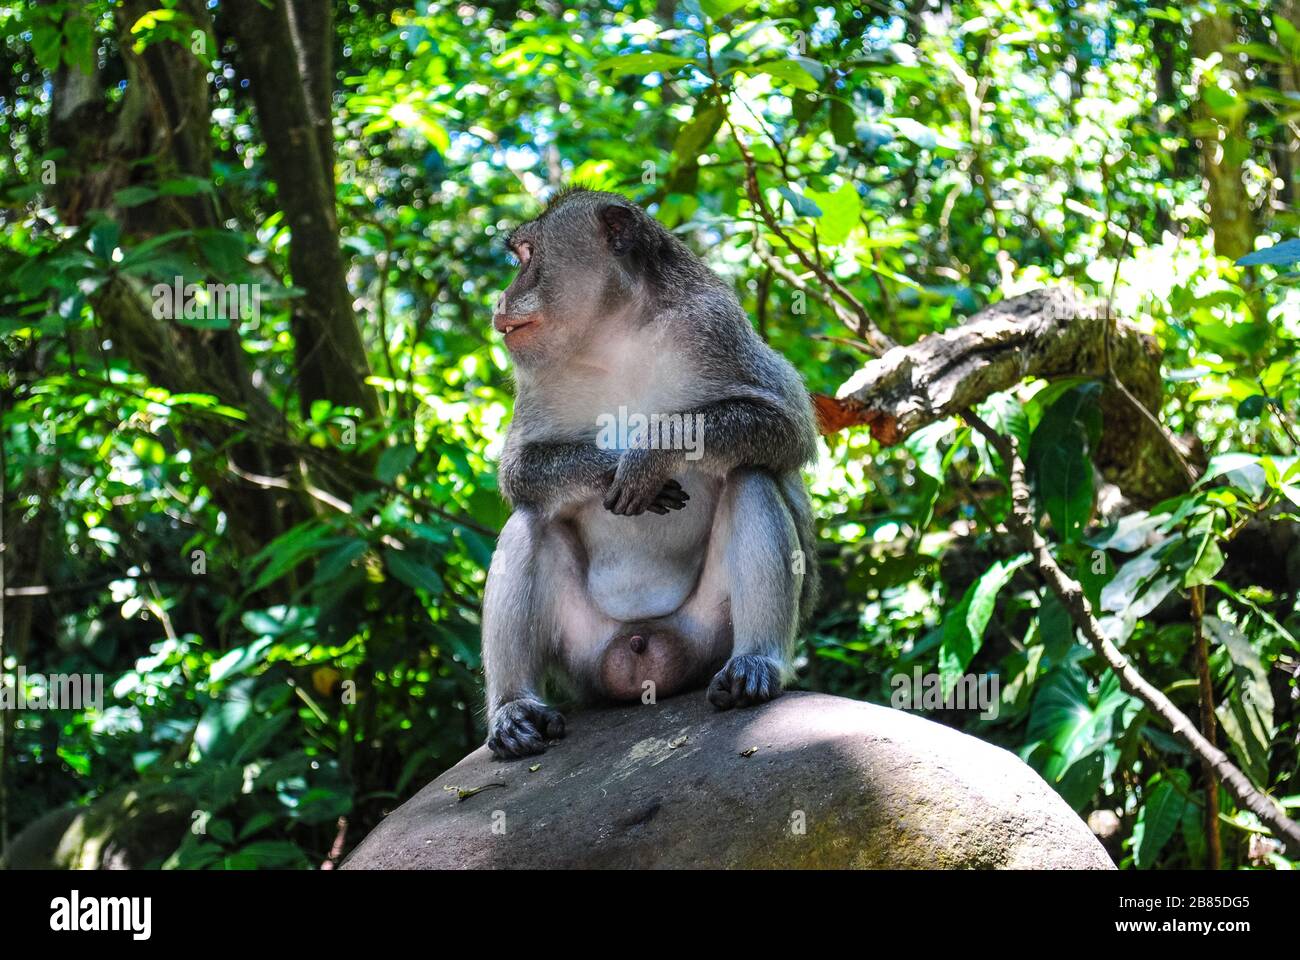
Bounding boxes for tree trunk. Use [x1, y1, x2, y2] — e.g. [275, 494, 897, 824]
[226, 0, 379, 422]
[1276, 1, 1300, 209]
[46, 0, 307, 560]
[1191, 11, 1254, 260]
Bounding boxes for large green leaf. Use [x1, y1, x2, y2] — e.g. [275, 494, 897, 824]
[700, 0, 749, 18]
[376, 443, 418, 484]
[383, 547, 445, 597]
[803, 183, 861, 245]
[1133, 770, 1189, 868]
[594, 53, 692, 79]
[1027, 667, 1141, 809]
[938, 554, 1030, 697]
[1208, 616, 1275, 786]
[1027, 383, 1101, 543]
[248, 523, 336, 592]
[673, 101, 725, 162]
[1237, 238, 1300, 267]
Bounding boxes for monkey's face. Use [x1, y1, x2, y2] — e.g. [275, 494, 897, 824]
[494, 191, 643, 368]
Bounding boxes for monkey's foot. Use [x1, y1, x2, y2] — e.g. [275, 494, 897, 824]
[706, 655, 784, 710]
[487, 699, 566, 759]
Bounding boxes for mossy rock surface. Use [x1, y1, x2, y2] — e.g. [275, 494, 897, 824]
[343, 692, 1114, 870]
[1, 787, 190, 870]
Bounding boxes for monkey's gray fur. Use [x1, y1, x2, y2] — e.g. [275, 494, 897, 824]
[482, 187, 820, 759]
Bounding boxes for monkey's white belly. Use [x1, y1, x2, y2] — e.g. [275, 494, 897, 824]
[574, 470, 720, 623]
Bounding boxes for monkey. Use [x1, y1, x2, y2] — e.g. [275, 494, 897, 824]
[482, 187, 820, 759]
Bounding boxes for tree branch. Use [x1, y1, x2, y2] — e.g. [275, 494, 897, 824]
[821, 286, 1198, 503]
[963, 410, 1300, 856]
[700, 33, 895, 356]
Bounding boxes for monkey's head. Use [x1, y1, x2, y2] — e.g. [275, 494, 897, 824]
[494, 188, 695, 367]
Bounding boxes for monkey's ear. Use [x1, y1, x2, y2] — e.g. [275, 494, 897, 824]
[598, 203, 638, 255]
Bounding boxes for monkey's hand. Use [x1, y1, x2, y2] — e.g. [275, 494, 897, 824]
[707, 655, 784, 710]
[602, 448, 688, 516]
[487, 698, 566, 759]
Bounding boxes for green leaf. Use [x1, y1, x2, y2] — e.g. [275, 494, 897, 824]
[1181, 799, 1207, 867]
[1035, 435, 1093, 542]
[195, 229, 248, 275]
[237, 811, 280, 842]
[1086, 511, 1166, 553]
[673, 102, 725, 162]
[938, 554, 1030, 695]
[456, 529, 496, 570]
[1237, 238, 1300, 267]
[776, 185, 823, 217]
[1208, 616, 1275, 787]
[130, 9, 181, 33]
[1027, 667, 1140, 808]
[160, 175, 216, 197]
[1198, 452, 1266, 499]
[595, 53, 692, 80]
[1277, 17, 1300, 61]
[194, 688, 254, 761]
[56, 746, 91, 776]
[210, 638, 272, 684]
[113, 185, 159, 208]
[1183, 533, 1224, 588]
[701, 0, 749, 18]
[1133, 770, 1189, 868]
[1028, 383, 1100, 542]
[376, 443, 418, 484]
[1037, 590, 1076, 661]
[803, 183, 861, 245]
[743, 58, 822, 92]
[889, 117, 963, 150]
[241, 605, 317, 639]
[230, 841, 309, 868]
[118, 230, 193, 268]
[90, 218, 121, 260]
[1224, 42, 1285, 64]
[829, 98, 855, 145]
[249, 523, 334, 592]
[976, 391, 1031, 462]
[383, 548, 444, 597]
[905, 419, 957, 481]
[312, 539, 368, 586]
[1236, 394, 1268, 419]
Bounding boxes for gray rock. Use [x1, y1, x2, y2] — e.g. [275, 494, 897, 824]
[343, 691, 1114, 869]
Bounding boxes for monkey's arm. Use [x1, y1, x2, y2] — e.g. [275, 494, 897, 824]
[681, 396, 818, 475]
[604, 397, 815, 515]
[498, 441, 619, 509]
[502, 440, 689, 514]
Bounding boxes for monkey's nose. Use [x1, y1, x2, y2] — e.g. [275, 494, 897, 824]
[629, 634, 647, 655]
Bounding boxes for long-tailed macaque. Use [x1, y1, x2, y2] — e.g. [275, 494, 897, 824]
[482, 188, 819, 759]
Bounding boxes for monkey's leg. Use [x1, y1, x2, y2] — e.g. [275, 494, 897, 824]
[483, 509, 618, 758]
[482, 508, 567, 759]
[703, 467, 803, 710]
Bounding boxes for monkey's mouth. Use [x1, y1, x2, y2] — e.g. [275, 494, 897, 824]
[494, 313, 541, 345]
